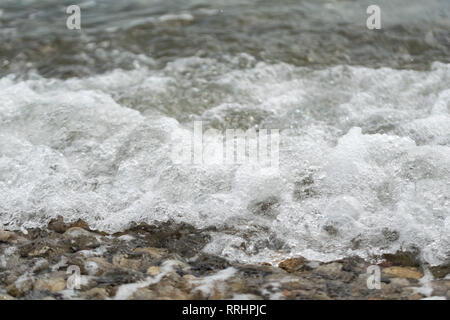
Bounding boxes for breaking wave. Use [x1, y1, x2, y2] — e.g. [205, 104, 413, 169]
[1, 57, 449, 266]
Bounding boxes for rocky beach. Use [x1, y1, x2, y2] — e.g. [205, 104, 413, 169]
[1, 218, 449, 300]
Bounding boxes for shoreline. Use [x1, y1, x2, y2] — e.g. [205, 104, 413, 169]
[0, 218, 448, 300]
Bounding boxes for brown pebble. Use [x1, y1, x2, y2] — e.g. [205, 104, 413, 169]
[383, 266, 424, 279]
[278, 257, 307, 273]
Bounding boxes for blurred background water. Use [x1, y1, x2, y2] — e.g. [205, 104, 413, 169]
[0, 0, 449, 78]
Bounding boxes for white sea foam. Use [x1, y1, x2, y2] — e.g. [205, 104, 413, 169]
[0, 57, 449, 266]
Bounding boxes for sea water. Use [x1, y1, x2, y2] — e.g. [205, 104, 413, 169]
[0, 0, 449, 266]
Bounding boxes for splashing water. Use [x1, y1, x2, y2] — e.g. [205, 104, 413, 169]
[0, 0, 449, 266]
